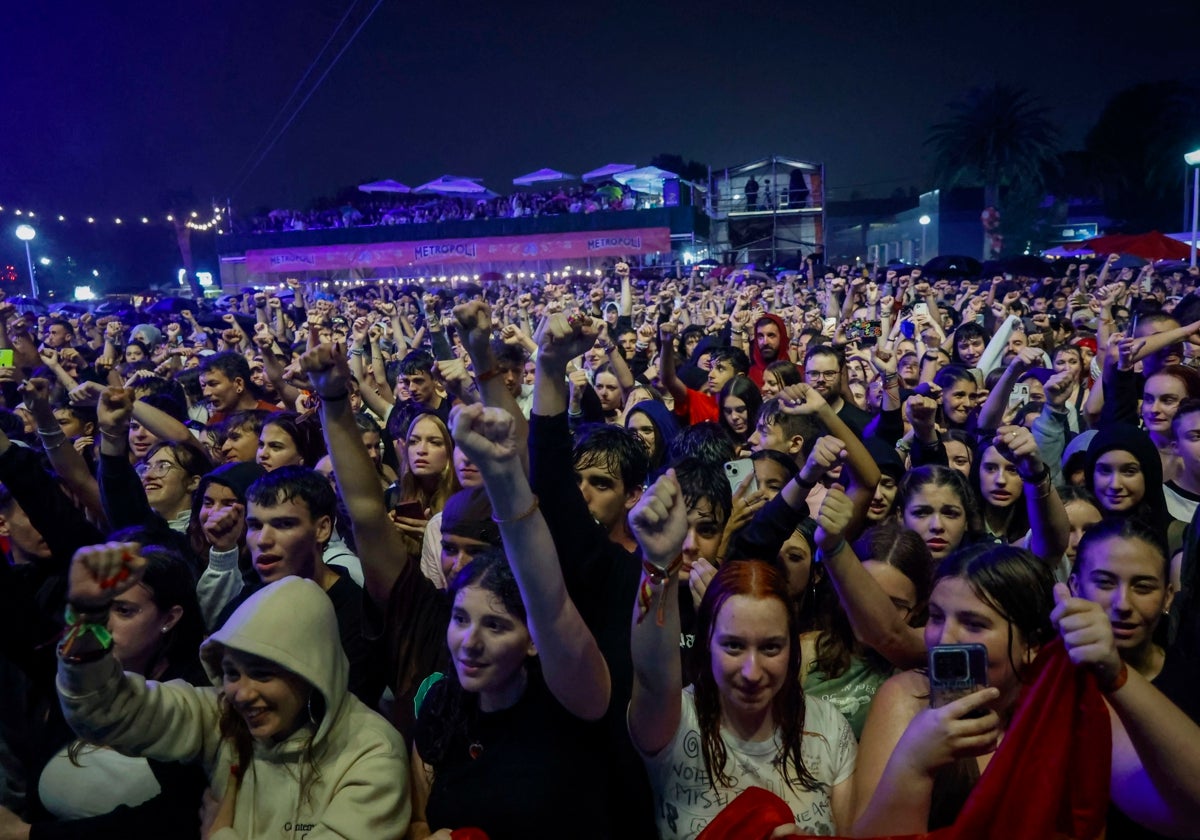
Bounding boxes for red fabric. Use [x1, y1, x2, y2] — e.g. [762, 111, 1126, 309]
[450, 829, 489, 840]
[673, 387, 719, 426]
[943, 637, 1110, 840]
[1083, 231, 1191, 261]
[748, 313, 790, 387]
[696, 786, 794, 840]
[698, 640, 1110, 840]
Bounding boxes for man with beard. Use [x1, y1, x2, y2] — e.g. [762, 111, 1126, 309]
[803, 344, 871, 439]
[748, 313, 789, 388]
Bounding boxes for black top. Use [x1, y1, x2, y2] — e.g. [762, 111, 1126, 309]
[415, 670, 608, 840]
[528, 411, 690, 840]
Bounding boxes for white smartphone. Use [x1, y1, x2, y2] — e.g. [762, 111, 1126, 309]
[723, 458, 757, 495]
[1009, 382, 1031, 409]
[912, 302, 929, 318]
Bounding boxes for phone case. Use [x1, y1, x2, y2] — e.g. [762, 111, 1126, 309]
[723, 459, 756, 495]
[928, 644, 989, 709]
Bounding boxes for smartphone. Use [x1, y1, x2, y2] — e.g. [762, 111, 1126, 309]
[899, 320, 916, 340]
[912, 302, 929, 318]
[723, 458, 757, 495]
[392, 500, 425, 520]
[1008, 382, 1031, 409]
[928, 644, 989, 710]
[0, 349, 12, 368]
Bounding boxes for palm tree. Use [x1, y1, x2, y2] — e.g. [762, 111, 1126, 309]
[927, 85, 1060, 255]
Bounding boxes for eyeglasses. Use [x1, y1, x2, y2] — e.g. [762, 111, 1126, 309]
[806, 370, 840, 381]
[136, 460, 181, 479]
[890, 597, 915, 619]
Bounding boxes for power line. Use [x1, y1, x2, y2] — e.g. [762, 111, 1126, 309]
[228, 0, 386, 199]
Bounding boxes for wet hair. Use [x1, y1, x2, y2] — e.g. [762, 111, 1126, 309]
[491, 340, 528, 369]
[1073, 517, 1168, 579]
[139, 391, 189, 426]
[934, 364, 975, 391]
[718, 376, 763, 443]
[246, 465, 337, 523]
[418, 548, 532, 766]
[693, 561, 820, 793]
[757, 397, 818, 456]
[261, 411, 327, 467]
[572, 422, 650, 492]
[750, 449, 800, 483]
[215, 409, 271, 449]
[199, 351, 252, 385]
[763, 359, 803, 390]
[673, 456, 732, 526]
[933, 544, 1056, 680]
[397, 350, 436, 377]
[897, 465, 983, 540]
[951, 322, 989, 364]
[708, 345, 750, 376]
[968, 441, 1031, 544]
[667, 421, 736, 467]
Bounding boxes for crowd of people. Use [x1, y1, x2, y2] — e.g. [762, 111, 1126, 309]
[238, 182, 641, 235]
[1, 253, 1200, 838]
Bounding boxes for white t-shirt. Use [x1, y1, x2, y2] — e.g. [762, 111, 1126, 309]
[640, 687, 856, 839]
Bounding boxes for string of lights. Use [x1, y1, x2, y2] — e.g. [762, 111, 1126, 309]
[0, 204, 225, 232]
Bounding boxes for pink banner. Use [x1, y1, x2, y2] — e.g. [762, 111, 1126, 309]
[244, 227, 672, 273]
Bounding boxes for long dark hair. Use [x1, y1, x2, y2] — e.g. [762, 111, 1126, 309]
[416, 549, 531, 767]
[897, 465, 984, 544]
[692, 561, 820, 793]
[933, 544, 1056, 681]
[717, 376, 763, 444]
[260, 411, 327, 467]
[968, 442, 1031, 544]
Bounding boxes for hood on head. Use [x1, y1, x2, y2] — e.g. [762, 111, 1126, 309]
[200, 576, 348, 746]
[441, 486, 501, 547]
[627, 399, 682, 452]
[748, 313, 790, 384]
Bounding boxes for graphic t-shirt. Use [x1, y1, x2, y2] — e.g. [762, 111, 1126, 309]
[640, 687, 856, 839]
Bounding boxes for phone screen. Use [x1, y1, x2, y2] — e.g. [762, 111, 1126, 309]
[0, 349, 13, 367]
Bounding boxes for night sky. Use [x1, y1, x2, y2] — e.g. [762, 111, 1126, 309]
[2, 0, 1199, 221]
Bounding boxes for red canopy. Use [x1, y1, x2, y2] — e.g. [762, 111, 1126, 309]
[1083, 231, 1191, 261]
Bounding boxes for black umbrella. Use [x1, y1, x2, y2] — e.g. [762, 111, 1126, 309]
[146, 296, 199, 316]
[998, 255, 1053, 277]
[6, 296, 47, 314]
[922, 255, 982, 278]
[196, 311, 257, 333]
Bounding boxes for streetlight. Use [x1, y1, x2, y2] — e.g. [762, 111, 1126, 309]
[1186, 149, 1200, 268]
[14, 224, 37, 297]
[919, 214, 932, 260]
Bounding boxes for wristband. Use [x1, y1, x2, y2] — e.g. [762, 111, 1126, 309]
[1019, 464, 1050, 485]
[815, 539, 847, 564]
[317, 391, 349, 402]
[636, 553, 685, 627]
[1101, 661, 1129, 693]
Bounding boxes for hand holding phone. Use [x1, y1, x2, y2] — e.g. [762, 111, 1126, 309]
[928, 644, 989, 710]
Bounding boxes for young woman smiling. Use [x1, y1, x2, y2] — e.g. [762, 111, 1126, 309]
[56, 547, 411, 838]
[628, 471, 856, 838]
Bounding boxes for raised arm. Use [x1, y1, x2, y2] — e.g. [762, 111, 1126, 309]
[301, 334, 408, 608]
[991, 425, 1069, 562]
[24, 379, 105, 525]
[453, 301, 528, 452]
[451, 403, 610, 721]
[130, 396, 193, 444]
[656, 320, 688, 407]
[977, 347, 1042, 431]
[814, 485, 926, 668]
[1053, 585, 1200, 836]
[627, 471, 689, 755]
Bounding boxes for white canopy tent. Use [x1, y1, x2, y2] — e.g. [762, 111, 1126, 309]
[414, 175, 491, 195]
[581, 163, 637, 182]
[512, 167, 576, 186]
[358, 178, 411, 194]
[613, 165, 678, 194]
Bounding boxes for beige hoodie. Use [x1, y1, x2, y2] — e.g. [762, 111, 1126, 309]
[58, 576, 411, 839]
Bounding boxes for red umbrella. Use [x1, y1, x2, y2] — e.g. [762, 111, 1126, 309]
[1083, 231, 1191, 261]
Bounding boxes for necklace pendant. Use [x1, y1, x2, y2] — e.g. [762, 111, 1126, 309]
[468, 741, 483, 760]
